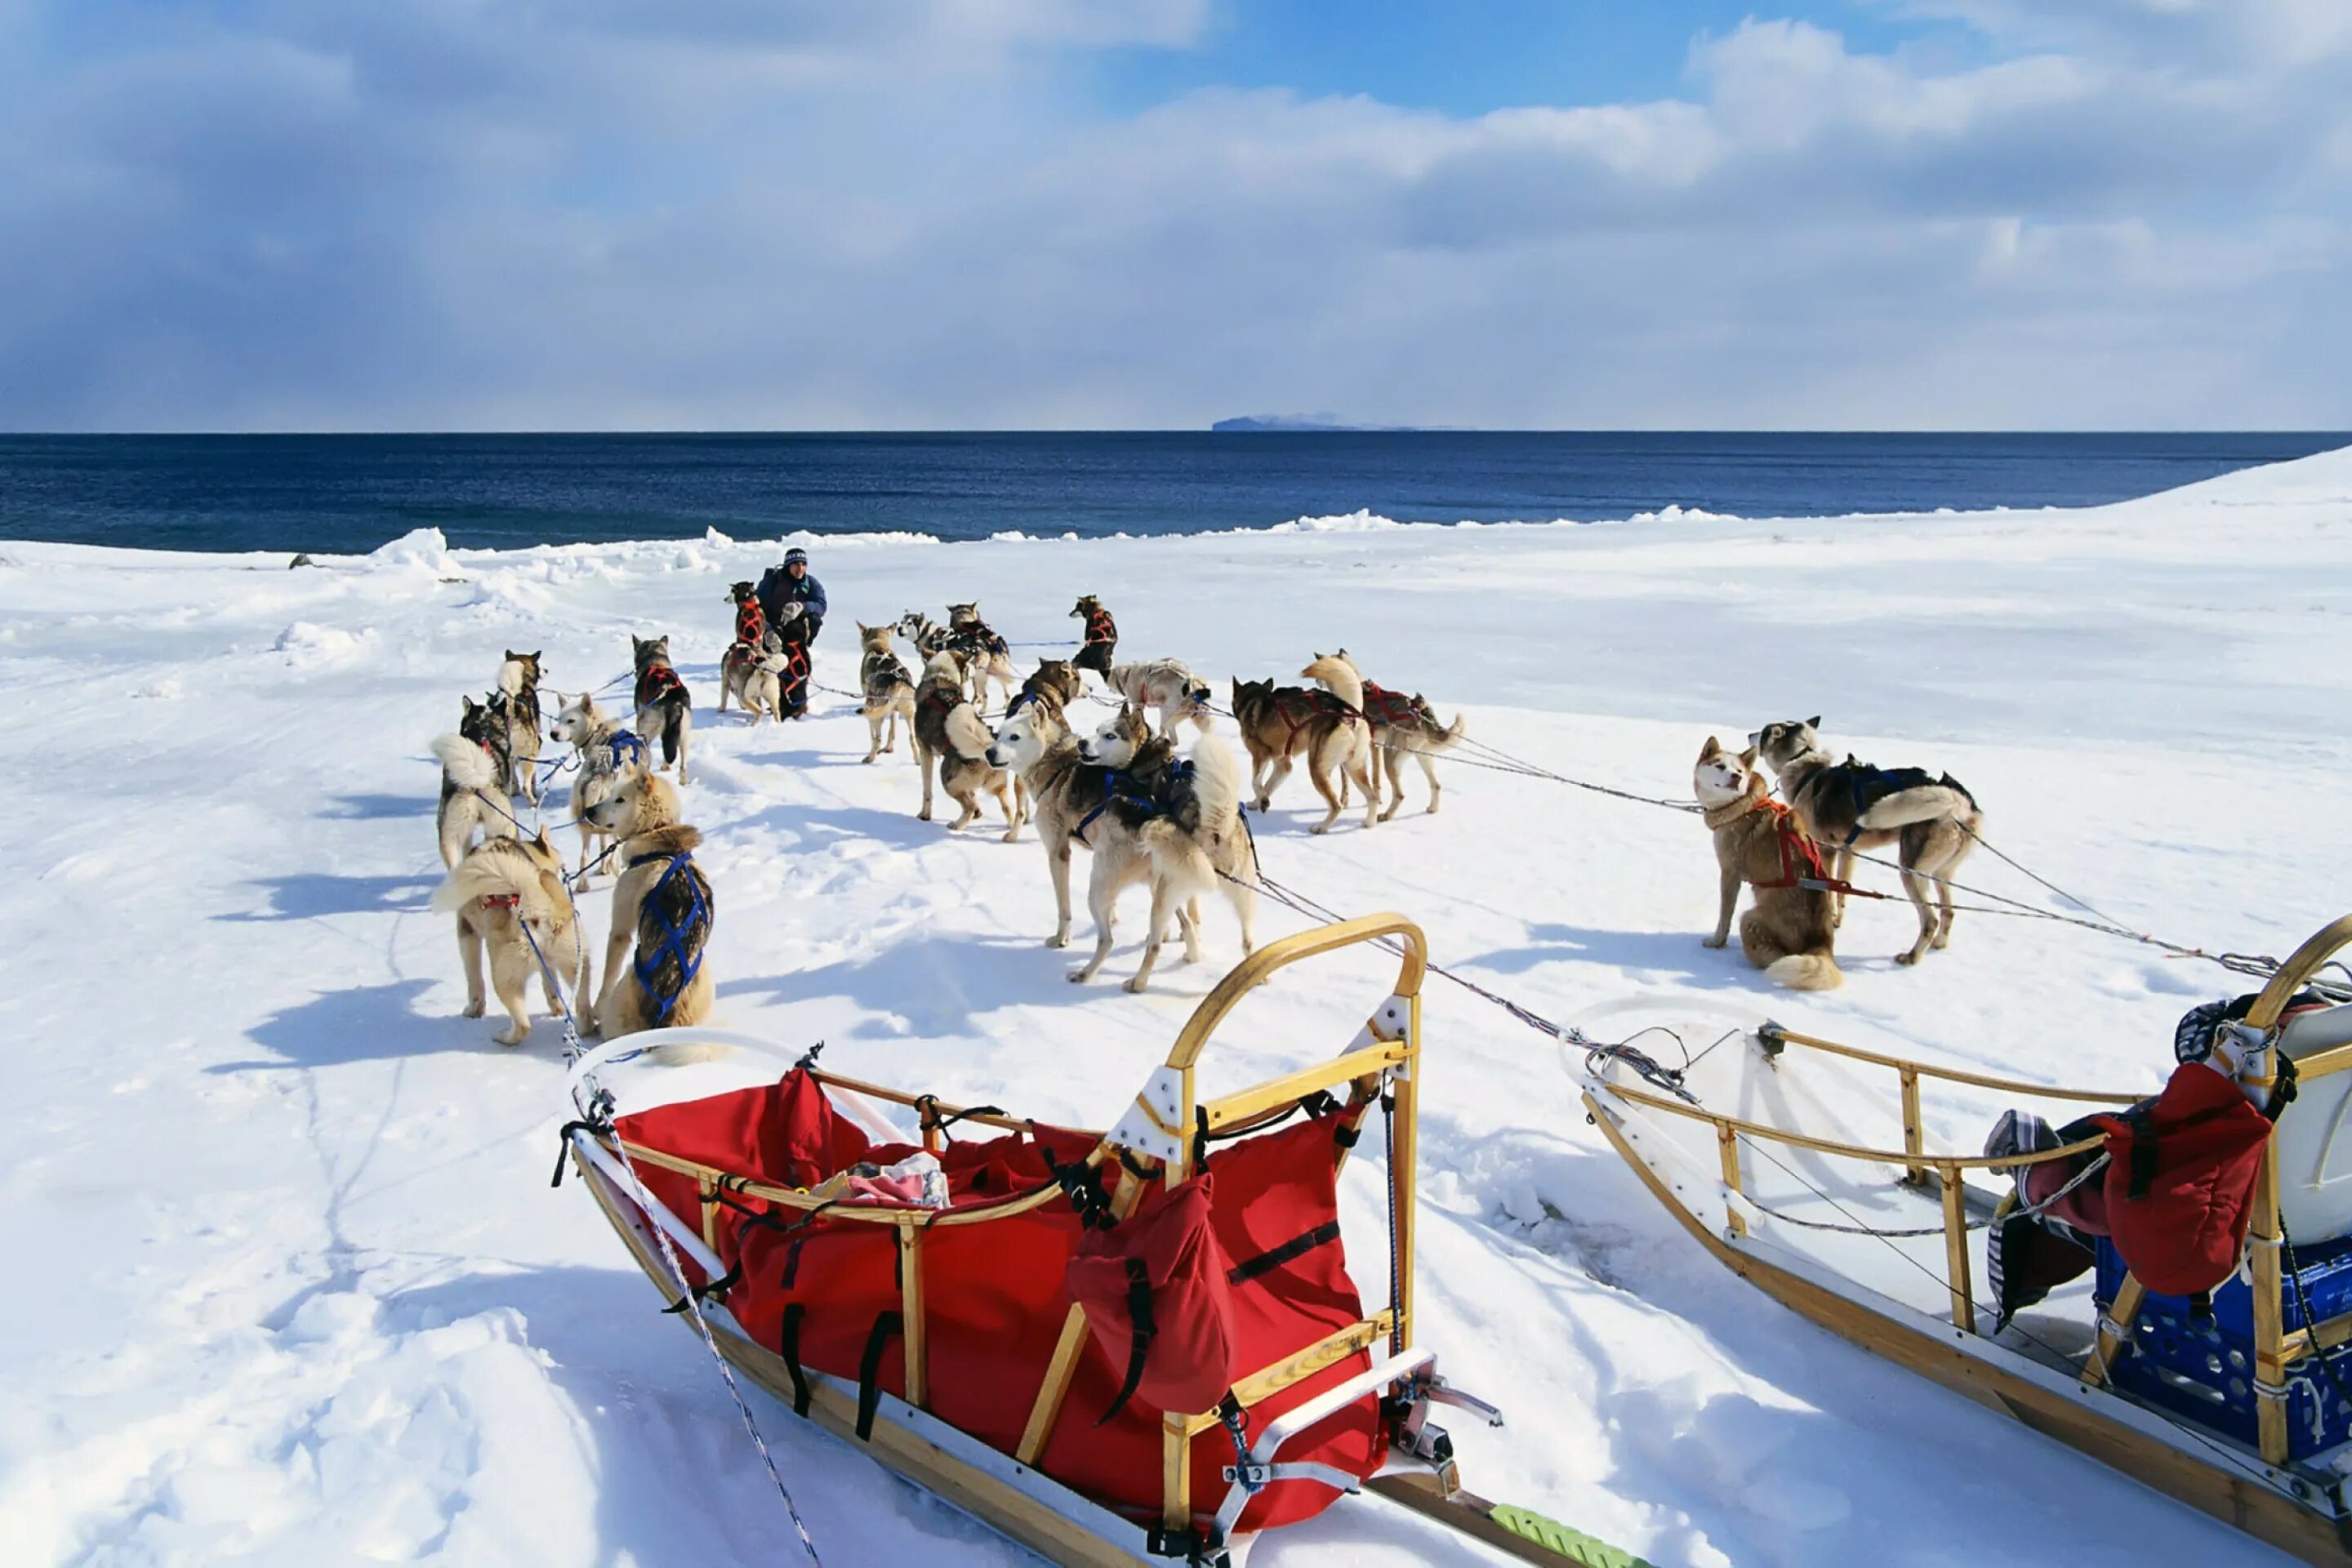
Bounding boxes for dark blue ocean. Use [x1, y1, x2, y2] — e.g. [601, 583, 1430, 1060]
[0, 432, 2341, 555]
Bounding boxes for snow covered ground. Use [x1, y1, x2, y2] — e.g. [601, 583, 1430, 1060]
[5, 447, 2352, 1567]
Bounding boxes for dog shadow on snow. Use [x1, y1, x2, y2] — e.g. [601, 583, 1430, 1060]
[719, 928, 1172, 1038]
[214, 979, 514, 1071]
[1470, 920, 1908, 989]
[381, 1266, 1028, 1567]
[318, 792, 436, 821]
[220, 871, 439, 924]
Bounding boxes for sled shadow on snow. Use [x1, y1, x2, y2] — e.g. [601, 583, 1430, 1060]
[215, 978, 522, 1071]
[1468, 920, 1909, 990]
[220, 871, 439, 923]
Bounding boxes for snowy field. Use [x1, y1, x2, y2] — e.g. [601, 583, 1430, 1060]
[5, 447, 2352, 1567]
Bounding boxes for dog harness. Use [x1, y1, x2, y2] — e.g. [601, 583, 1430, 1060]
[922, 686, 963, 721]
[635, 662, 686, 710]
[1083, 608, 1116, 648]
[606, 730, 646, 772]
[1073, 760, 1193, 848]
[736, 599, 766, 648]
[628, 849, 708, 1027]
[479, 891, 520, 911]
[948, 618, 1009, 660]
[1272, 688, 1359, 747]
[1358, 682, 1420, 728]
[1746, 798, 1832, 891]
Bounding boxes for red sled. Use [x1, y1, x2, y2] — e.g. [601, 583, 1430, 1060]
[560, 915, 1565, 1566]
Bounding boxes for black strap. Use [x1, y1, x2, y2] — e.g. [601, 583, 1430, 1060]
[661, 1258, 742, 1313]
[1098, 1258, 1156, 1426]
[915, 1094, 1007, 1140]
[548, 1118, 608, 1187]
[856, 1312, 902, 1441]
[1227, 1219, 1342, 1285]
[781, 1234, 809, 1290]
[2123, 1105, 2158, 1201]
[780, 1303, 812, 1416]
[1046, 1151, 1114, 1229]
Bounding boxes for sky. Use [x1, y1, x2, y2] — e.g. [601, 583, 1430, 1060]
[2, 1, 2349, 432]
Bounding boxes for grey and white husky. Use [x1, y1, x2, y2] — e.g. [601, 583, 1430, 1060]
[1106, 657, 1214, 739]
[857, 621, 918, 764]
[1313, 648, 1466, 820]
[911, 648, 1014, 830]
[497, 650, 546, 805]
[548, 689, 644, 879]
[1748, 717, 1983, 966]
[432, 693, 517, 869]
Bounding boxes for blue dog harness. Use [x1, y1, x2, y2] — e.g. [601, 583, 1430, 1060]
[628, 849, 708, 1027]
[1072, 760, 1194, 848]
[607, 729, 645, 772]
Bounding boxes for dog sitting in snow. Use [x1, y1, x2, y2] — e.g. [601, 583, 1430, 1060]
[582, 770, 717, 1042]
[431, 828, 589, 1045]
[631, 634, 693, 783]
[1694, 737, 1841, 991]
[432, 693, 516, 869]
[1749, 717, 1982, 967]
[497, 650, 546, 805]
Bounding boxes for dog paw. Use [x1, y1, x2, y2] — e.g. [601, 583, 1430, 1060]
[494, 1028, 526, 1046]
[1123, 976, 1150, 994]
[1895, 950, 1922, 966]
[1067, 969, 1092, 984]
[461, 1000, 486, 1018]
[1702, 936, 1728, 950]
[1045, 934, 1068, 949]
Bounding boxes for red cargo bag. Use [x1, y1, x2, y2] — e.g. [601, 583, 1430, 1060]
[1066, 1175, 1237, 1423]
[2098, 1062, 2274, 1298]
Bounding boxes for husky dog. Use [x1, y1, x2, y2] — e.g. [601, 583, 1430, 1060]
[857, 621, 918, 764]
[894, 610, 952, 659]
[1312, 648, 1466, 820]
[497, 650, 547, 806]
[945, 602, 1019, 712]
[583, 770, 719, 1045]
[912, 649, 1016, 830]
[430, 828, 589, 1045]
[719, 583, 783, 723]
[1070, 595, 1117, 684]
[1749, 717, 1983, 966]
[433, 694, 516, 868]
[1054, 706, 1258, 993]
[1107, 657, 1214, 739]
[1228, 674, 1370, 831]
[548, 690, 645, 878]
[1694, 737, 1842, 991]
[1016, 657, 1085, 719]
[630, 635, 693, 782]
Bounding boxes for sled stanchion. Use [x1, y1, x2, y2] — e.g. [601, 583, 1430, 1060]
[899, 1224, 930, 1411]
[1939, 1163, 1974, 1333]
[1015, 1164, 1147, 1467]
[1717, 1124, 1746, 1239]
[1900, 1067, 1926, 1186]
[2083, 1274, 2147, 1388]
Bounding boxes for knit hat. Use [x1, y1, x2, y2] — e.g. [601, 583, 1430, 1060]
[784, 546, 809, 568]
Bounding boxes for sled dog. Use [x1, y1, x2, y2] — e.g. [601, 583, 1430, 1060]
[912, 649, 1015, 831]
[945, 602, 1019, 713]
[497, 650, 546, 806]
[1228, 673, 1370, 832]
[857, 621, 918, 764]
[1312, 648, 1466, 820]
[1694, 737, 1842, 991]
[430, 828, 588, 1045]
[582, 770, 721, 1054]
[719, 582, 785, 724]
[1055, 706, 1258, 992]
[1070, 595, 1117, 684]
[631, 634, 693, 783]
[1749, 717, 1983, 966]
[547, 689, 644, 879]
[1106, 657, 1214, 739]
[1013, 657, 1085, 719]
[433, 694, 516, 869]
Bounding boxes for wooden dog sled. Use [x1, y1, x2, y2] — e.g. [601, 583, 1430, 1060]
[564, 915, 1635, 1566]
[1585, 915, 2352, 1565]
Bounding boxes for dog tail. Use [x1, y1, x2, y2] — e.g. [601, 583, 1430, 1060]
[1300, 655, 1364, 713]
[1858, 783, 1974, 832]
[430, 848, 555, 920]
[648, 1037, 735, 1067]
[1141, 736, 1247, 891]
[1766, 951, 1844, 991]
[1429, 710, 1468, 751]
[497, 659, 526, 699]
[433, 732, 502, 794]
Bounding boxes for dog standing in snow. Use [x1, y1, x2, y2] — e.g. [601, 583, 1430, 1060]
[431, 828, 588, 1045]
[1694, 737, 1842, 991]
[1106, 657, 1214, 740]
[857, 621, 918, 764]
[1748, 717, 1982, 966]
[433, 693, 516, 868]
[913, 648, 1016, 831]
[582, 770, 717, 1044]
[497, 650, 546, 805]
[631, 634, 693, 784]
[1070, 595, 1117, 685]
[1312, 648, 1466, 821]
[1062, 706, 1259, 993]
[547, 690, 643, 880]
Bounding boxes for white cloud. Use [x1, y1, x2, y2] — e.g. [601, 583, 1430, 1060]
[0, 4, 2345, 429]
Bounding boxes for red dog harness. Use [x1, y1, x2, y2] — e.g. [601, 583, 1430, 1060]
[735, 600, 766, 648]
[1747, 798, 1832, 891]
[1358, 682, 1420, 728]
[1084, 608, 1117, 647]
[635, 662, 685, 709]
[479, 892, 519, 911]
[1272, 688, 1358, 748]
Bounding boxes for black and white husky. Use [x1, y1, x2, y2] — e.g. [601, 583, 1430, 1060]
[630, 634, 693, 784]
[432, 693, 517, 869]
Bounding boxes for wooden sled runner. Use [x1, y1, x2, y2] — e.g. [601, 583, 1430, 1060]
[564, 915, 1625, 1566]
[1586, 915, 2352, 1566]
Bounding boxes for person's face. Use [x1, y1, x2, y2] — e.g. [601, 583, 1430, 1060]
[788, 561, 805, 578]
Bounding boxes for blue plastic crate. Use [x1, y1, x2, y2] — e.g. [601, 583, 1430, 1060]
[2095, 1234, 2352, 1456]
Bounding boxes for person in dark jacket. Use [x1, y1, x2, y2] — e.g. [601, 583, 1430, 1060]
[756, 546, 826, 645]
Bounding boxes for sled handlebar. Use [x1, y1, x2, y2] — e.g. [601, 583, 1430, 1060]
[1165, 912, 1427, 1073]
[2247, 912, 2352, 1034]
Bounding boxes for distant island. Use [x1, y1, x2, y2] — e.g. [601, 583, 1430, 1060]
[1212, 414, 1429, 433]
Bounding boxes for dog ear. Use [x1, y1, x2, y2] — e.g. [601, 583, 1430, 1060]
[528, 651, 540, 663]
[1738, 744, 1759, 769]
[1806, 715, 1821, 730]
[1699, 735, 1722, 760]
